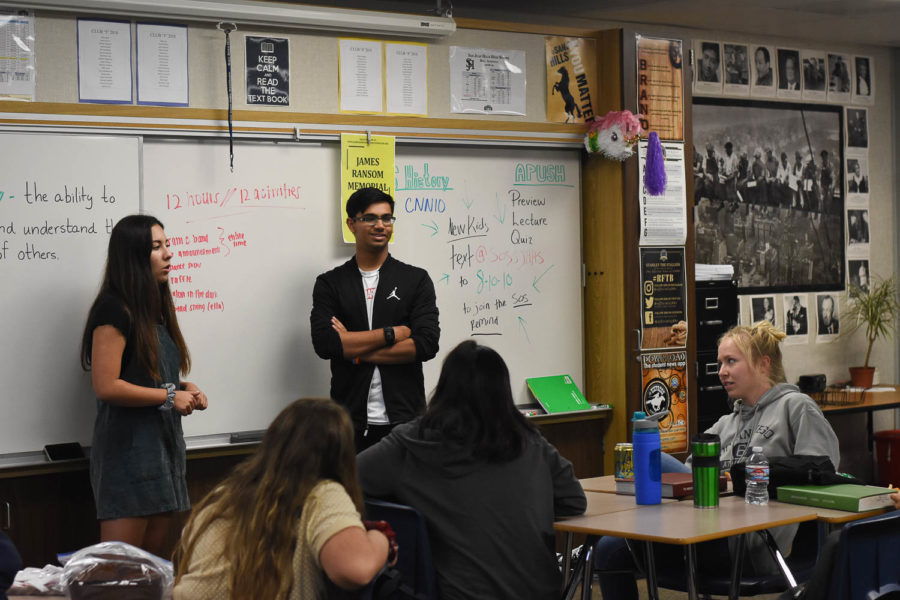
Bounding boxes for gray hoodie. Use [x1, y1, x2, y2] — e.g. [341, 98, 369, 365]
[357, 419, 586, 600]
[691, 383, 841, 573]
[702, 383, 840, 471]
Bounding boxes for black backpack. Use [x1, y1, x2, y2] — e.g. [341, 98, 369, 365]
[730, 455, 863, 498]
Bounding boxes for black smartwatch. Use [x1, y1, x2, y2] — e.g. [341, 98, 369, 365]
[383, 326, 395, 345]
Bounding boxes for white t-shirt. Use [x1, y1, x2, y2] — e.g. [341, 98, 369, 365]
[360, 268, 389, 425]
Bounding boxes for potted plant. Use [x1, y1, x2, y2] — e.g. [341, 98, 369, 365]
[844, 276, 900, 388]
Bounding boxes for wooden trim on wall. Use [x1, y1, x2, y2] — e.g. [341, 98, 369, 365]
[0, 101, 586, 133]
[453, 17, 603, 38]
[583, 28, 626, 476]
[0, 102, 588, 144]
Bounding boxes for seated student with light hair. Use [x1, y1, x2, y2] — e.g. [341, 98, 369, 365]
[595, 321, 840, 600]
[173, 398, 390, 600]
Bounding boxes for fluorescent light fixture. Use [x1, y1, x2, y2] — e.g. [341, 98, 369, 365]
[3, 0, 456, 38]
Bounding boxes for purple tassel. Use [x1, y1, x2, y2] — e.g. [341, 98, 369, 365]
[644, 131, 667, 196]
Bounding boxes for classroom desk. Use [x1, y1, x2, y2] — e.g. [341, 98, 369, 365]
[555, 496, 819, 600]
[578, 490, 677, 515]
[817, 386, 900, 451]
[557, 492, 678, 595]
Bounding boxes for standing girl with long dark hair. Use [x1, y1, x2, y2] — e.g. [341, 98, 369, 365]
[81, 214, 207, 554]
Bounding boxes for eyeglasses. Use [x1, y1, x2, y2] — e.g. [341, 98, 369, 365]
[354, 214, 396, 225]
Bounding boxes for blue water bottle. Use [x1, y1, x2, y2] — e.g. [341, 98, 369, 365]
[632, 411, 662, 505]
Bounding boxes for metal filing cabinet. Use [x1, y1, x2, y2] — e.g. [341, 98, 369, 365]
[695, 280, 739, 432]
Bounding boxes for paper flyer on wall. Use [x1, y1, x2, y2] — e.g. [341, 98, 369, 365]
[137, 23, 188, 106]
[340, 133, 395, 243]
[385, 41, 427, 116]
[77, 19, 132, 103]
[635, 35, 683, 140]
[641, 352, 688, 453]
[0, 12, 35, 101]
[339, 38, 383, 114]
[544, 36, 596, 124]
[449, 46, 525, 115]
[639, 247, 687, 350]
[638, 140, 686, 246]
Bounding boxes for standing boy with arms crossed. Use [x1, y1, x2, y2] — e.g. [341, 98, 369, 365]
[311, 187, 440, 451]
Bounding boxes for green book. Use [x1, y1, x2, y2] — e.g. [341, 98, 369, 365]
[526, 375, 590, 414]
[776, 483, 896, 512]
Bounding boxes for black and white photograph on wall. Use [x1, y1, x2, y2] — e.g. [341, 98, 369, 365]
[846, 155, 869, 199]
[694, 40, 722, 95]
[847, 208, 870, 255]
[723, 42, 749, 95]
[783, 293, 809, 344]
[827, 53, 851, 103]
[801, 49, 827, 102]
[846, 108, 869, 148]
[848, 259, 870, 295]
[750, 45, 776, 98]
[751, 296, 777, 326]
[852, 55, 874, 105]
[693, 98, 844, 294]
[816, 292, 840, 339]
[776, 48, 801, 99]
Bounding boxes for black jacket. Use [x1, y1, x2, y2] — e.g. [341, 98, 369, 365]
[310, 255, 440, 428]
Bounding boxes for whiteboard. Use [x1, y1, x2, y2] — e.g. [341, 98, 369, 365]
[0, 133, 140, 454]
[141, 139, 584, 440]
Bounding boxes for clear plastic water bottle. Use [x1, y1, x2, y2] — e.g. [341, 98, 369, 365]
[745, 446, 770, 505]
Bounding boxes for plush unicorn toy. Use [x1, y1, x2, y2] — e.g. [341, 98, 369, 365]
[583, 110, 667, 195]
[584, 110, 643, 160]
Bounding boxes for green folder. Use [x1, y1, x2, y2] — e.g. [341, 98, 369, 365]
[526, 375, 590, 414]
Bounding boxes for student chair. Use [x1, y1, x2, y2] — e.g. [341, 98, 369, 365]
[777, 510, 900, 600]
[650, 520, 820, 598]
[364, 498, 437, 600]
[824, 509, 900, 600]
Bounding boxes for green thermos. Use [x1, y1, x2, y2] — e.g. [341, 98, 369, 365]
[691, 433, 721, 509]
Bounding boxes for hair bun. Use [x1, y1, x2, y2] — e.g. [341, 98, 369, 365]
[751, 320, 787, 343]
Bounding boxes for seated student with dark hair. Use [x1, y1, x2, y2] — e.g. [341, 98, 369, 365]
[0, 530, 22, 600]
[358, 340, 586, 599]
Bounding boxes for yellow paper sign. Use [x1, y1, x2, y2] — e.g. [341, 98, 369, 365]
[340, 133, 396, 243]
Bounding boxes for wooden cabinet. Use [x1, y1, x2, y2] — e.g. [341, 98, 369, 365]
[0, 466, 98, 566]
[0, 450, 252, 567]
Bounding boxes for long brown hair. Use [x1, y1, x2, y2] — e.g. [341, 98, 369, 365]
[80, 214, 190, 380]
[173, 398, 363, 599]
